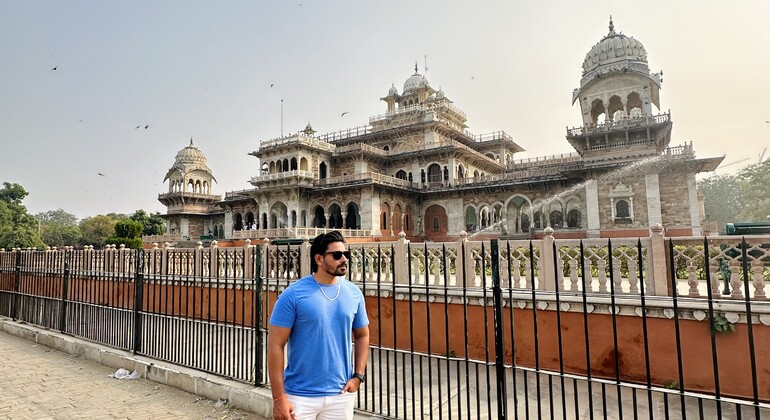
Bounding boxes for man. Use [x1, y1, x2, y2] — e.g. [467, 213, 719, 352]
[268, 231, 370, 420]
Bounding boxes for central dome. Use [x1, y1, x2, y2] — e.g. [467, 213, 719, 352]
[403, 64, 430, 93]
[174, 139, 208, 164]
[582, 17, 648, 75]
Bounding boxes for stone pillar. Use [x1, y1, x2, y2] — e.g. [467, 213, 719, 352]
[394, 232, 408, 284]
[244, 239, 253, 279]
[541, 227, 556, 291]
[649, 224, 668, 296]
[209, 241, 218, 278]
[454, 231, 468, 287]
[687, 173, 702, 236]
[585, 180, 600, 238]
[362, 188, 380, 236]
[195, 241, 203, 277]
[300, 239, 311, 277]
[645, 173, 662, 226]
[341, 212, 347, 229]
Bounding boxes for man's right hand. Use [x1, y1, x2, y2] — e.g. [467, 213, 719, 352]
[273, 397, 295, 420]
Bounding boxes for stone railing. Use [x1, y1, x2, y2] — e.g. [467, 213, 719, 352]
[588, 138, 656, 152]
[316, 125, 372, 143]
[233, 227, 372, 240]
[249, 170, 314, 184]
[334, 143, 389, 157]
[313, 172, 416, 189]
[142, 234, 183, 243]
[510, 152, 582, 169]
[257, 132, 335, 153]
[566, 111, 671, 137]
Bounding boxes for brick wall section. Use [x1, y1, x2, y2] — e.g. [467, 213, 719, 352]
[597, 176, 649, 230]
[658, 171, 695, 227]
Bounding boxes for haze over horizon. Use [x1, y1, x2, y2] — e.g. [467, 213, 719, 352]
[1, 1, 768, 220]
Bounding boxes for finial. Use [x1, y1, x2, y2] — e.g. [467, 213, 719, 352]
[189, 137, 194, 146]
[414, 61, 419, 74]
[608, 15, 615, 34]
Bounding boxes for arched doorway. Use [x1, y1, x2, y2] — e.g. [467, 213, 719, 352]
[329, 203, 343, 229]
[313, 205, 326, 228]
[346, 203, 361, 229]
[424, 204, 448, 240]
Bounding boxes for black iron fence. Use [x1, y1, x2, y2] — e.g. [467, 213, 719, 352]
[1, 237, 770, 419]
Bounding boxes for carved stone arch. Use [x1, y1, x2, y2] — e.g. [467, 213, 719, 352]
[290, 157, 297, 171]
[465, 204, 478, 233]
[392, 203, 403, 233]
[328, 202, 343, 229]
[608, 95, 624, 121]
[380, 201, 391, 232]
[299, 157, 309, 171]
[427, 163, 442, 183]
[345, 201, 361, 229]
[627, 91, 643, 116]
[591, 98, 606, 125]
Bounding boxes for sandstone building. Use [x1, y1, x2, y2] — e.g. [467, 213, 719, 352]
[154, 18, 722, 244]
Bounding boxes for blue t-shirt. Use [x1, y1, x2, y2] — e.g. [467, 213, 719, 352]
[269, 275, 369, 396]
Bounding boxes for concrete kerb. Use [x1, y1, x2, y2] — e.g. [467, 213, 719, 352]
[0, 318, 273, 419]
[0, 317, 383, 420]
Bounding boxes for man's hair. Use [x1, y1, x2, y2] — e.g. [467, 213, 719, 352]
[310, 231, 346, 273]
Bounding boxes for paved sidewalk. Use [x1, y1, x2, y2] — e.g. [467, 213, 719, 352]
[0, 329, 267, 419]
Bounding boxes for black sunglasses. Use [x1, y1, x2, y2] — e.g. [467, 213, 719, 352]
[323, 251, 351, 260]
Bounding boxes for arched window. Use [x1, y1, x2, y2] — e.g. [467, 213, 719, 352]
[591, 99, 606, 125]
[550, 210, 564, 229]
[234, 214, 243, 231]
[300, 157, 309, 171]
[420, 170, 426, 184]
[313, 206, 326, 227]
[443, 166, 449, 181]
[383, 145, 390, 151]
[408, 172, 413, 182]
[283, 158, 289, 172]
[395, 170, 407, 180]
[616, 200, 630, 218]
[567, 209, 581, 228]
[290, 157, 297, 171]
[427, 164, 442, 183]
[521, 213, 530, 233]
[533, 211, 542, 229]
[319, 162, 327, 179]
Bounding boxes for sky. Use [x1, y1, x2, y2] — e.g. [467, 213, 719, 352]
[1, 1, 769, 220]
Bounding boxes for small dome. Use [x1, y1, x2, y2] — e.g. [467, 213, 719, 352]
[164, 138, 216, 183]
[403, 72, 424, 93]
[388, 83, 398, 96]
[582, 17, 648, 75]
[435, 88, 445, 99]
[174, 138, 208, 165]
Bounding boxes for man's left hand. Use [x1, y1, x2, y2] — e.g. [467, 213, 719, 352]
[341, 377, 362, 394]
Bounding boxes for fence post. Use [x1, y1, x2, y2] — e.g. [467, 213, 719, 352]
[300, 238, 311, 278]
[541, 227, 556, 291]
[59, 248, 71, 333]
[133, 249, 145, 354]
[161, 242, 170, 275]
[649, 223, 668, 296]
[394, 232, 408, 284]
[195, 241, 203, 277]
[244, 239, 253, 280]
[254, 243, 265, 386]
[490, 239, 508, 419]
[455, 231, 469, 287]
[210, 241, 219, 278]
[12, 249, 21, 320]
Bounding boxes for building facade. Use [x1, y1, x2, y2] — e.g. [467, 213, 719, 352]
[155, 19, 722, 244]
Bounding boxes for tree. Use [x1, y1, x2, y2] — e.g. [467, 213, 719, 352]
[736, 160, 770, 221]
[79, 215, 118, 248]
[129, 210, 166, 235]
[107, 219, 144, 248]
[36, 209, 81, 247]
[699, 174, 745, 233]
[0, 182, 44, 249]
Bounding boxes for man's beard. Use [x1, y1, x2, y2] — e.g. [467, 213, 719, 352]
[326, 263, 347, 277]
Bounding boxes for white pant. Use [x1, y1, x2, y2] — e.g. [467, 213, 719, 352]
[286, 392, 356, 420]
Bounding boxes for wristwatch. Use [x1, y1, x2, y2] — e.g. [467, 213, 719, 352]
[352, 373, 366, 383]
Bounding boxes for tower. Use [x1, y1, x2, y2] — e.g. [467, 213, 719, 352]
[567, 17, 670, 162]
[159, 139, 222, 240]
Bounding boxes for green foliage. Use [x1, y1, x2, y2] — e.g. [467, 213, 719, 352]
[0, 182, 44, 249]
[664, 381, 679, 390]
[700, 160, 770, 232]
[79, 215, 119, 248]
[114, 220, 143, 239]
[36, 209, 81, 247]
[129, 210, 166, 235]
[711, 313, 737, 335]
[105, 237, 143, 249]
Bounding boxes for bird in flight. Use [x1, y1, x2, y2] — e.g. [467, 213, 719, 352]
[98, 173, 106, 177]
[51, 66, 57, 71]
[145, 125, 149, 129]
[340, 112, 349, 117]
[270, 83, 275, 88]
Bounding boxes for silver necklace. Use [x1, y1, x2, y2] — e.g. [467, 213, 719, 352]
[316, 279, 341, 301]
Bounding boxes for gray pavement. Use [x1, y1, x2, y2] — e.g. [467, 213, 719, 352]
[0, 319, 272, 420]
